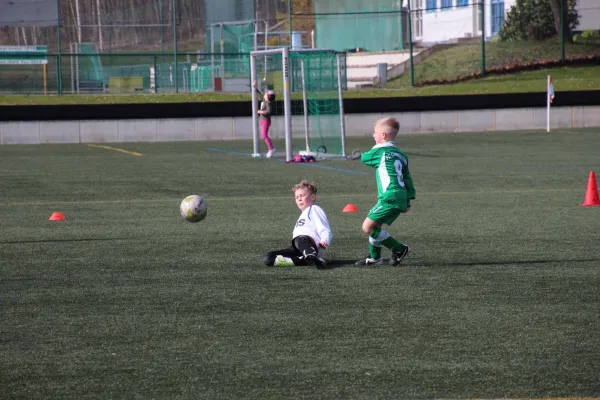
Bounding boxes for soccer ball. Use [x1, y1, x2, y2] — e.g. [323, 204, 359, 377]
[180, 195, 208, 223]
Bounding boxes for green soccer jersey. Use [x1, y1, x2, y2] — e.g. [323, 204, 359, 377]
[361, 141, 416, 209]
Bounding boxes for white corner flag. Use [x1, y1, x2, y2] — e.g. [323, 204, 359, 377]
[547, 75, 555, 132]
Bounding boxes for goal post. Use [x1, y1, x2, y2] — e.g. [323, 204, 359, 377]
[250, 48, 347, 162]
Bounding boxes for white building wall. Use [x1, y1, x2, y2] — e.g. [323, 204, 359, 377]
[421, 0, 516, 44]
[419, 0, 599, 44]
[422, 6, 475, 43]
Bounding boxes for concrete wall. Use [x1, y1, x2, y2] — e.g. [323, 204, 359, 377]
[2, 106, 600, 145]
[346, 52, 413, 67]
[346, 51, 414, 88]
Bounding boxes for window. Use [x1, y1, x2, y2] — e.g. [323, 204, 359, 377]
[491, 0, 505, 35]
[412, 0, 423, 39]
[456, 0, 468, 7]
[473, 2, 482, 34]
[426, 0, 436, 13]
[441, 0, 452, 10]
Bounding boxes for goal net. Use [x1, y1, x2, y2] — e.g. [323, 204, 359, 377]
[250, 48, 347, 162]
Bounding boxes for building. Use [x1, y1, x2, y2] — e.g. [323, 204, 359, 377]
[413, 0, 599, 44]
[411, 0, 516, 44]
[314, 0, 406, 52]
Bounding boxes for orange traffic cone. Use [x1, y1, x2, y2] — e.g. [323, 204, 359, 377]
[343, 203, 358, 213]
[580, 171, 600, 207]
[49, 212, 66, 221]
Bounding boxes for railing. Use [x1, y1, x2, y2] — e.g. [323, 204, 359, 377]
[0, 51, 347, 95]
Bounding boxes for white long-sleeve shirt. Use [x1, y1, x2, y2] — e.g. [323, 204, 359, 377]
[292, 205, 332, 248]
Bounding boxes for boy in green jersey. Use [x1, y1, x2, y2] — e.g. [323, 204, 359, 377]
[356, 117, 416, 266]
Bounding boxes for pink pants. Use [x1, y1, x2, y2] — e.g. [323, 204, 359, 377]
[260, 119, 273, 150]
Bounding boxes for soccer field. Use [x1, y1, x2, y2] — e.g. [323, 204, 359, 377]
[1, 129, 600, 399]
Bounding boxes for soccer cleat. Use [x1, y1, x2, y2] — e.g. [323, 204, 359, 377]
[390, 245, 411, 266]
[266, 148, 276, 158]
[355, 256, 383, 266]
[273, 255, 295, 267]
[305, 254, 327, 269]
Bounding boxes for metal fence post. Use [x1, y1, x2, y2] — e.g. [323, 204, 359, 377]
[561, 0, 565, 64]
[173, 0, 178, 93]
[407, 1, 415, 87]
[56, 0, 63, 95]
[56, 55, 61, 95]
[481, 0, 486, 77]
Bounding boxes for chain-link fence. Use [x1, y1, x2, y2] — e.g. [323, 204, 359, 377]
[0, 0, 598, 94]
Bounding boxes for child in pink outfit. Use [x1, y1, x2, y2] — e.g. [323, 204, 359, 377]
[253, 80, 276, 158]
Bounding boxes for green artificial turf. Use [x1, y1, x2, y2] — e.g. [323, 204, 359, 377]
[1, 129, 600, 399]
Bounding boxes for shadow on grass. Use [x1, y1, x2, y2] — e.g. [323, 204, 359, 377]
[0, 238, 130, 245]
[322, 258, 600, 269]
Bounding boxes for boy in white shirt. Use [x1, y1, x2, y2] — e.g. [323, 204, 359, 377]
[262, 180, 332, 269]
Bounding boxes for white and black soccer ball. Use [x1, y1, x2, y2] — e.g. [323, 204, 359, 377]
[180, 195, 208, 223]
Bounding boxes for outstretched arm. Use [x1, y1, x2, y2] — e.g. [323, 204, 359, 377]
[252, 80, 263, 97]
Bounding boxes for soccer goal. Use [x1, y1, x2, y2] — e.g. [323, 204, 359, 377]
[250, 47, 347, 161]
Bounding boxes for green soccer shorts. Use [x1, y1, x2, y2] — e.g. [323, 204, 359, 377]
[367, 201, 404, 226]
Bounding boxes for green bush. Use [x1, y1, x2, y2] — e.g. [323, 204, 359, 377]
[574, 29, 600, 43]
[499, 0, 579, 42]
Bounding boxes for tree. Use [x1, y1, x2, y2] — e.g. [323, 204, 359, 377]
[548, 0, 574, 42]
[498, 0, 579, 42]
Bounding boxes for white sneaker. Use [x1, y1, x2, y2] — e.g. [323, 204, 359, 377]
[266, 148, 276, 158]
[355, 256, 383, 266]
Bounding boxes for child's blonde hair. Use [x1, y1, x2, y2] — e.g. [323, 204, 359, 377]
[375, 117, 400, 138]
[292, 179, 318, 195]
